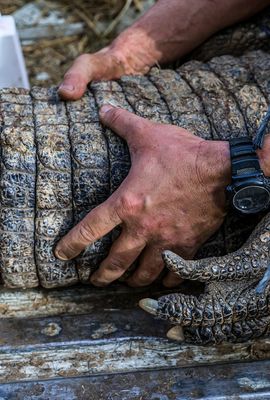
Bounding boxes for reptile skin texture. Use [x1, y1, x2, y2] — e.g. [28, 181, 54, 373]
[0, 9, 270, 345]
[151, 214, 270, 344]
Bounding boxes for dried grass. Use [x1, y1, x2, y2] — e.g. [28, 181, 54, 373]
[1, 0, 147, 86]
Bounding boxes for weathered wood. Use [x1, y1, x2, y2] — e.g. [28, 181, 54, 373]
[1, 335, 270, 384]
[1, 286, 270, 384]
[1, 360, 270, 399]
[13, 1, 85, 42]
[0, 284, 185, 318]
[18, 23, 85, 41]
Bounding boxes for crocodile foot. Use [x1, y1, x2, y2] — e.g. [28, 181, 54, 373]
[140, 213, 270, 344]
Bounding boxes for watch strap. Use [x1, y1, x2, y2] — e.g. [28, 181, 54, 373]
[229, 137, 263, 181]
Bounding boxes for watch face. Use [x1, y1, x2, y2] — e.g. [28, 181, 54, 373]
[233, 185, 270, 213]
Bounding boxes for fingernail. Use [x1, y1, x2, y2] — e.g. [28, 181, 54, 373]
[90, 278, 108, 287]
[58, 83, 75, 92]
[55, 248, 69, 261]
[100, 104, 114, 116]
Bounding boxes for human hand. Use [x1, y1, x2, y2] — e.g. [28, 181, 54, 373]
[55, 105, 231, 288]
[139, 212, 270, 344]
[58, 0, 270, 101]
[58, 29, 160, 101]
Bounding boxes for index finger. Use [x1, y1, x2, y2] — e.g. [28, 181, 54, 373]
[54, 198, 121, 260]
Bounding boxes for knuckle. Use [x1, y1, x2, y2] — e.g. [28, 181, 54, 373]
[58, 238, 77, 256]
[63, 71, 75, 81]
[182, 234, 199, 250]
[76, 53, 91, 64]
[78, 221, 97, 243]
[130, 119, 152, 144]
[64, 54, 92, 81]
[159, 231, 176, 247]
[137, 270, 153, 282]
[106, 257, 127, 273]
[118, 193, 144, 217]
[106, 108, 123, 125]
[136, 266, 161, 285]
[132, 118, 147, 134]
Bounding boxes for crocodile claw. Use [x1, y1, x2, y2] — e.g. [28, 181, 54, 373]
[166, 326, 185, 342]
[139, 298, 158, 315]
[140, 214, 270, 345]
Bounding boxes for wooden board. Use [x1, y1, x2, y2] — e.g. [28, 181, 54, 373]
[1, 360, 270, 399]
[0, 283, 270, 388]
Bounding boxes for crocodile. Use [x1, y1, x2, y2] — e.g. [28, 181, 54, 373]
[1, 8, 270, 344]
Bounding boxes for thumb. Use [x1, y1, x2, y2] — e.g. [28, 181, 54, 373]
[58, 49, 127, 101]
[58, 54, 94, 100]
[99, 105, 149, 145]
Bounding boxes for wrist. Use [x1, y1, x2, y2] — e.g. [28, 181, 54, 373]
[110, 0, 270, 68]
[205, 135, 270, 191]
[196, 140, 230, 213]
[107, 27, 161, 76]
[198, 140, 231, 189]
[108, 0, 218, 69]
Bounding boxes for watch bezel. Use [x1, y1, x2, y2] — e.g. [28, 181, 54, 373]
[227, 137, 270, 215]
[229, 178, 270, 214]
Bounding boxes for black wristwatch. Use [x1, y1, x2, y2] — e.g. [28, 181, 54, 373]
[226, 137, 270, 214]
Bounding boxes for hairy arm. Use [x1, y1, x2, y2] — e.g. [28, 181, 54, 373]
[59, 0, 270, 100]
[122, 0, 270, 65]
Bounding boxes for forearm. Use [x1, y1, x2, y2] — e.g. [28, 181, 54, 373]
[111, 0, 270, 67]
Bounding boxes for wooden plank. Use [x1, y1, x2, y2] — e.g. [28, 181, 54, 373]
[0, 286, 99, 318]
[1, 306, 270, 383]
[13, 1, 85, 41]
[18, 23, 85, 41]
[0, 283, 270, 383]
[0, 283, 200, 318]
[1, 338, 269, 383]
[1, 360, 270, 399]
[0, 310, 170, 347]
[0, 283, 269, 386]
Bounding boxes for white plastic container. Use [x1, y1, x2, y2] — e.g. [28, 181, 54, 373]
[0, 15, 29, 89]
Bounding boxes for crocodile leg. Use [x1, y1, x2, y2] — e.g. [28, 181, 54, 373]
[140, 279, 270, 345]
[162, 213, 270, 283]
